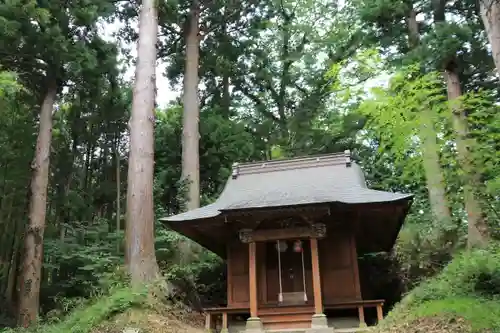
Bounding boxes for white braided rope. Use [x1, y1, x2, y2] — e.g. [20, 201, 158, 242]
[301, 242, 308, 302]
[277, 240, 283, 303]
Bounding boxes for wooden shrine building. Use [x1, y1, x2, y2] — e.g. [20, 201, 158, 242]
[161, 152, 413, 333]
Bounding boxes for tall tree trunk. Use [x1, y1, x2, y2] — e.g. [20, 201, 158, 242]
[125, 0, 160, 284]
[479, 0, 500, 75]
[444, 67, 490, 248]
[3, 198, 15, 302]
[407, 7, 419, 49]
[182, 1, 201, 211]
[419, 109, 453, 225]
[115, 141, 121, 254]
[222, 73, 230, 117]
[17, 79, 57, 327]
[433, 0, 490, 248]
[6, 242, 19, 309]
[407, 3, 452, 225]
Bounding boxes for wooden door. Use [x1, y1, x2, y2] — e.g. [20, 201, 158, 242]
[266, 240, 313, 304]
[281, 240, 305, 293]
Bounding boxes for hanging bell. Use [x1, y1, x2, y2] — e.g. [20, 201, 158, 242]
[293, 240, 302, 253]
[276, 240, 288, 252]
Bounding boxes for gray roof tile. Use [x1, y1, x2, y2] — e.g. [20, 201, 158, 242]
[161, 152, 412, 222]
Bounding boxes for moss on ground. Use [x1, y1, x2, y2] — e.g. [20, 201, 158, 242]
[377, 243, 500, 333]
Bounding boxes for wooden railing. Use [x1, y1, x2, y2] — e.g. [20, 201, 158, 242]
[204, 306, 249, 332]
[324, 299, 385, 327]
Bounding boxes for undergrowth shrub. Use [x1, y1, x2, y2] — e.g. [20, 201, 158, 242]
[401, 243, 500, 307]
[395, 223, 464, 292]
[381, 242, 500, 332]
[29, 220, 221, 323]
[165, 252, 225, 310]
[0, 285, 148, 333]
[411, 297, 500, 332]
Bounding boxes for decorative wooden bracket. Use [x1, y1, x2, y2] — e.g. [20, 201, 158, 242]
[238, 223, 327, 243]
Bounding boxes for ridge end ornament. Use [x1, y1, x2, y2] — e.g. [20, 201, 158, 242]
[311, 223, 327, 238]
[239, 229, 253, 243]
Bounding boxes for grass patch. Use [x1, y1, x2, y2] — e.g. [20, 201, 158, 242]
[1, 282, 205, 333]
[2, 286, 148, 333]
[411, 297, 500, 332]
[378, 243, 500, 333]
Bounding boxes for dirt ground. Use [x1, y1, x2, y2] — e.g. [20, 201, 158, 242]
[377, 316, 474, 333]
[93, 306, 206, 333]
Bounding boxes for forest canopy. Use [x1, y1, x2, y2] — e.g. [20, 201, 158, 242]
[0, 0, 499, 331]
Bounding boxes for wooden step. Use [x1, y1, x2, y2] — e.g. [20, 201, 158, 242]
[261, 313, 313, 322]
[260, 311, 313, 330]
[264, 319, 311, 330]
[265, 328, 366, 333]
[259, 306, 314, 316]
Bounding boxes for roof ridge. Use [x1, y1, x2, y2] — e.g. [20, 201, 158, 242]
[231, 150, 352, 178]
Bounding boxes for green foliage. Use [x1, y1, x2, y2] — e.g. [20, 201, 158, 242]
[395, 224, 463, 290]
[41, 221, 125, 313]
[402, 244, 500, 304]
[462, 90, 500, 197]
[357, 67, 447, 160]
[0, 71, 20, 97]
[154, 104, 264, 213]
[1, 0, 499, 330]
[411, 297, 500, 332]
[1, 285, 147, 333]
[382, 243, 500, 332]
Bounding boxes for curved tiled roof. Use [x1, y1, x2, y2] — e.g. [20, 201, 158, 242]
[161, 151, 413, 222]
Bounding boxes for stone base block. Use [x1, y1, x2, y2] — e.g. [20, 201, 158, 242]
[306, 314, 334, 333]
[311, 314, 329, 328]
[244, 317, 265, 333]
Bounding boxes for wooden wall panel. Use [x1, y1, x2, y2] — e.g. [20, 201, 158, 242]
[257, 242, 267, 303]
[266, 268, 279, 303]
[319, 230, 361, 303]
[225, 230, 361, 308]
[232, 275, 250, 304]
[228, 242, 250, 307]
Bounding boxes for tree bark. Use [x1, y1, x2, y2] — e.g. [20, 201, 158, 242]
[115, 142, 121, 254]
[125, 0, 160, 285]
[407, 3, 453, 225]
[182, 1, 201, 211]
[444, 67, 490, 248]
[407, 7, 419, 49]
[419, 109, 453, 225]
[17, 79, 57, 327]
[480, 0, 500, 75]
[433, 0, 490, 247]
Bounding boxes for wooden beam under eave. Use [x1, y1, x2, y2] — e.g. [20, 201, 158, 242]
[222, 204, 331, 221]
[240, 226, 326, 243]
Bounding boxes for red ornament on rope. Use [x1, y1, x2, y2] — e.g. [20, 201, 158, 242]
[293, 240, 303, 253]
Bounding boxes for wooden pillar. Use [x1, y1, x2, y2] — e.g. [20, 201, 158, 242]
[310, 238, 323, 315]
[249, 241, 258, 318]
[376, 304, 384, 322]
[205, 313, 212, 331]
[358, 306, 366, 328]
[226, 244, 233, 305]
[222, 312, 228, 332]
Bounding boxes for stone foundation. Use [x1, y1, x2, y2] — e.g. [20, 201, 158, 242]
[244, 317, 265, 333]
